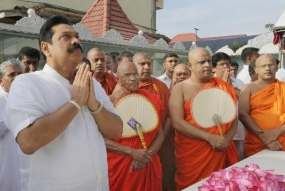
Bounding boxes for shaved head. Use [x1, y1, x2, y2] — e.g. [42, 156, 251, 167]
[133, 52, 150, 64]
[255, 54, 276, 67]
[174, 64, 190, 73]
[172, 64, 190, 85]
[188, 47, 210, 64]
[132, 52, 152, 82]
[116, 61, 139, 92]
[87, 47, 106, 77]
[87, 47, 105, 58]
[255, 54, 277, 82]
[117, 61, 136, 76]
[188, 47, 212, 81]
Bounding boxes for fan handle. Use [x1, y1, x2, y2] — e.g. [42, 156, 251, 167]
[215, 116, 223, 136]
[136, 124, 147, 149]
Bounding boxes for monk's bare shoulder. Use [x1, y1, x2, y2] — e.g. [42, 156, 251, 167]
[241, 81, 262, 96]
[172, 79, 200, 103]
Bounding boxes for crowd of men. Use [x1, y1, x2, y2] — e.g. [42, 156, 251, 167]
[0, 15, 285, 191]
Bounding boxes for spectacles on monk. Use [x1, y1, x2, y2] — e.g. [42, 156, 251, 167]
[256, 64, 276, 69]
[119, 74, 140, 79]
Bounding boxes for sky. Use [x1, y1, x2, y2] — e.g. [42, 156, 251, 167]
[156, 0, 285, 39]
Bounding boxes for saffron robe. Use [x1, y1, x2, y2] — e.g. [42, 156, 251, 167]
[175, 77, 239, 190]
[139, 77, 176, 190]
[107, 89, 163, 191]
[98, 72, 117, 95]
[244, 80, 285, 157]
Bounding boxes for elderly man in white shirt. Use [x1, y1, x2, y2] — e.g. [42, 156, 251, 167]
[236, 47, 259, 84]
[4, 15, 123, 191]
[0, 58, 23, 191]
[212, 52, 245, 159]
[157, 52, 179, 89]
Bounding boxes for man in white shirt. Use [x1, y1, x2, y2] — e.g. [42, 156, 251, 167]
[274, 59, 285, 82]
[0, 58, 23, 191]
[237, 47, 259, 84]
[212, 52, 245, 159]
[4, 15, 123, 191]
[157, 53, 179, 89]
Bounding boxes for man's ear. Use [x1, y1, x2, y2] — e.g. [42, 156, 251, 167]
[115, 76, 119, 84]
[0, 78, 3, 87]
[41, 42, 50, 59]
[187, 62, 192, 70]
[163, 62, 166, 69]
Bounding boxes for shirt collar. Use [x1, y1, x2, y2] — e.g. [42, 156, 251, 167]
[162, 72, 171, 80]
[43, 64, 71, 86]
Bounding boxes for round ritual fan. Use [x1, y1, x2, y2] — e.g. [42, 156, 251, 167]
[190, 87, 236, 136]
[115, 93, 159, 148]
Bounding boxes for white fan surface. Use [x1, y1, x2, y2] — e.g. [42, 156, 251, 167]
[115, 94, 159, 138]
[191, 87, 236, 128]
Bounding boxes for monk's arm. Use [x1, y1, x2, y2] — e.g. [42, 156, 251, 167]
[148, 126, 165, 156]
[225, 116, 238, 141]
[238, 85, 263, 136]
[162, 117, 172, 136]
[104, 138, 151, 164]
[170, 84, 214, 141]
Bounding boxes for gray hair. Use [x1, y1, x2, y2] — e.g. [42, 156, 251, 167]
[0, 58, 22, 78]
[133, 52, 151, 64]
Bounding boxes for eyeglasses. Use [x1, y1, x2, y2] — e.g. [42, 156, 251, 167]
[120, 74, 140, 79]
[216, 62, 230, 68]
[256, 64, 276, 69]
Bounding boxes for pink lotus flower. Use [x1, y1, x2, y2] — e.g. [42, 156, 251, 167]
[198, 164, 285, 191]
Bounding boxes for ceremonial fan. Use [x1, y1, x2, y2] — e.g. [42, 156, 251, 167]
[190, 87, 236, 136]
[115, 94, 159, 148]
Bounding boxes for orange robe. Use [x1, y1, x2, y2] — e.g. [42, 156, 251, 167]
[244, 80, 285, 157]
[107, 89, 163, 191]
[175, 77, 239, 190]
[98, 72, 117, 95]
[139, 77, 176, 191]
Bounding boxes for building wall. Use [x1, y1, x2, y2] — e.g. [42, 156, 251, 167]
[0, 0, 93, 12]
[1, 0, 163, 33]
[118, 0, 155, 33]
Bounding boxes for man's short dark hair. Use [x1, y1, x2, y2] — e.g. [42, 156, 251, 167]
[248, 61, 256, 74]
[18, 47, 41, 61]
[230, 61, 239, 69]
[39, 15, 72, 61]
[275, 58, 280, 65]
[241, 47, 259, 62]
[118, 51, 133, 61]
[163, 52, 179, 62]
[212, 52, 231, 68]
[105, 53, 114, 63]
[110, 52, 119, 63]
[82, 57, 91, 68]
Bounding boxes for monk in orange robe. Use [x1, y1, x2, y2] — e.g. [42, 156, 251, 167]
[133, 52, 175, 191]
[106, 61, 164, 191]
[170, 48, 239, 190]
[87, 47, 116, 95]
[239, 54, 285, 158]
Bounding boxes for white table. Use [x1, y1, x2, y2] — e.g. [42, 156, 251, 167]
[183, 150, 285, 191]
